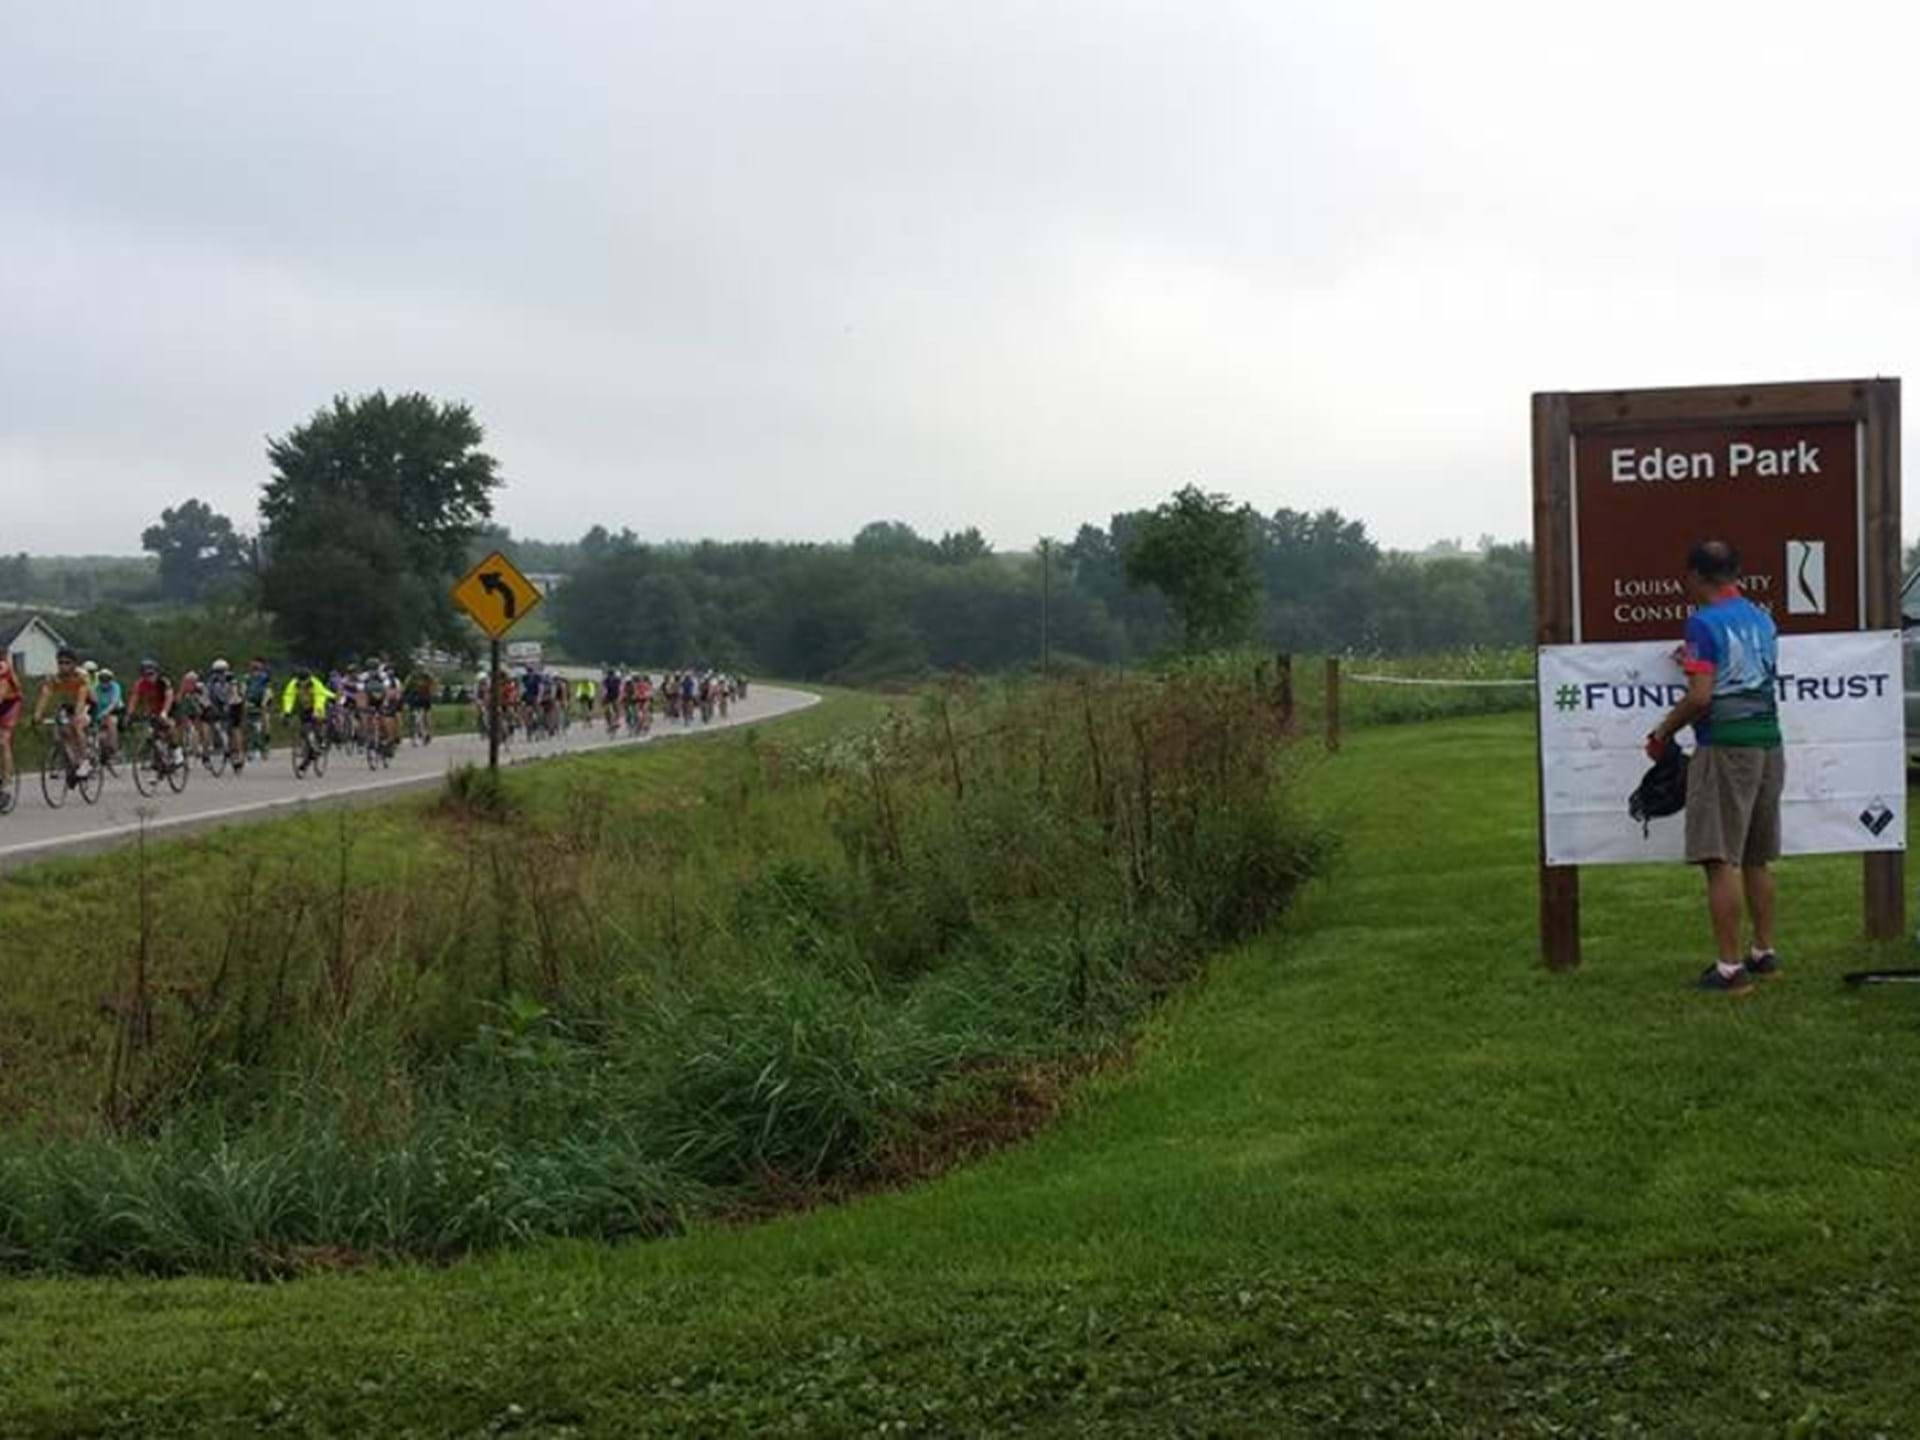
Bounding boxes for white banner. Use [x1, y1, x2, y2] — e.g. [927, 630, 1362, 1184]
[1539, 630, 1906, 866]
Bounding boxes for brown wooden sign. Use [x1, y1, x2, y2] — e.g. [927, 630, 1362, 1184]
[1573, 419, 1861, 641]
[1532, 378, 1902, 971]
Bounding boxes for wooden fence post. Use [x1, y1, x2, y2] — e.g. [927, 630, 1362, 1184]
[1276, 652, 1294, 732]
[1324, 656, 1340, 753]
[1863, 377, 1905, 941]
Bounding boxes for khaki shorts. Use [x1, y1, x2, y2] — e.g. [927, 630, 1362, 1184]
[1684, 745, 1785, 866]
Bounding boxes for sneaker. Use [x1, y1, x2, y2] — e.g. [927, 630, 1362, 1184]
[1744, 951, 1782, 980]
[1694, 964, 1756, 995]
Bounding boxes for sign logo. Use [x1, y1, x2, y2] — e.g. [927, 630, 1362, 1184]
[452, 551, 544, 640]
[1860, 799, 1895, 837]
[1786, 539, 1827, 615]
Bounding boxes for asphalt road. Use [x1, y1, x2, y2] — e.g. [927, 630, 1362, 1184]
[0, 684, 819, 872]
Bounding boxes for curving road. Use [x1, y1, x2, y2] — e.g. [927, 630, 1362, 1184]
[0, 684, 819, 872]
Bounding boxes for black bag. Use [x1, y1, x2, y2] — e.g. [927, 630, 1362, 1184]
[1628, 741, 1688, 837]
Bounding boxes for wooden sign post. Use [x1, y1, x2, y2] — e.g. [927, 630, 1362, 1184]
[1532, 378, 1903, 971]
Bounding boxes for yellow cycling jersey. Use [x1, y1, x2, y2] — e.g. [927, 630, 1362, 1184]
[280, 676, 336, 716]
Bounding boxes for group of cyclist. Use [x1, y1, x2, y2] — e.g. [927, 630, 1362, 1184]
[1, 646, 750, 813]
[0, 649, 444, 807]
[470, 665, 745, 744]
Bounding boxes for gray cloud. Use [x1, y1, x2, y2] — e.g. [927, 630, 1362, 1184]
[5, 0, 1919, 555]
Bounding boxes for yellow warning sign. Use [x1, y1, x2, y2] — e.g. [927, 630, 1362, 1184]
[452, 551, 543, 639]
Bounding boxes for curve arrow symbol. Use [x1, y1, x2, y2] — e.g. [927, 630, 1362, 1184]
[479, 571, 516, 619]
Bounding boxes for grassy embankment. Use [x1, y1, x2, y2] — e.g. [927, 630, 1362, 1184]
[0, 666, 1325, 1280]
[3, 698, 1917, 1434]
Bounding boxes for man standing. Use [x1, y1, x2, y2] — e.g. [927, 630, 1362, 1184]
[1646, 541, 1785, 995]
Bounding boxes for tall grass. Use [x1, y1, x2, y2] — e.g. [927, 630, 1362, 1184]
[0, 667, 1330, 1274]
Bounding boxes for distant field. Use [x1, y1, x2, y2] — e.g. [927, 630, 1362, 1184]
[5, 707, 1916, 1435]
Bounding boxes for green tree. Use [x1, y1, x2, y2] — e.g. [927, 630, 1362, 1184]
[0, 552, 30, 602]
[852, 521, 937, 562]
[259, 392, 501, 659]
[933, 527, 993, 565]
[140, 499, 247, 602]
[1123, 485, 1260, 652]
[1251, 507, 1380, 651]
[261, 497, 441, 666]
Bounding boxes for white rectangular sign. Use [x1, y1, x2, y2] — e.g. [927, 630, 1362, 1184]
[1539, 630, 1905, 866]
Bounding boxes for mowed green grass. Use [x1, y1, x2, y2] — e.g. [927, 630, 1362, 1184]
[4, 712, 1919, 1436]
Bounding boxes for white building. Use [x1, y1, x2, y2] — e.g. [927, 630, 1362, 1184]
[1, 614, 70, 677]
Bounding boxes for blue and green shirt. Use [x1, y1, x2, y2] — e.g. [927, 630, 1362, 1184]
[1681, 589, 1781, 748]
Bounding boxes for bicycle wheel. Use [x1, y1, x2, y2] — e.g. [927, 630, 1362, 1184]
[79, 740, 104, 804]
[166, 748, 189, 793]
[131, 737, 158, 796]
[206, 729, 229, 776]
[313, 736, 330, 777]
[0, 763, 17, 816]
[40, 744, 68, 809]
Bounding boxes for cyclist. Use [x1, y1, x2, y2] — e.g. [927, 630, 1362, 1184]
[331, 668, 359, 748]
[0, 653, 22, 809]
[403, 663, 436, 742]
[519, 666, 543, 737]
[280, 667, 335, 774]
[92, 666, 125, 765]
[32, 647, 97, 781]
[206, 658, 245, 769]
[128, 659, 179, 767]
[362, 660, 397, 754]
[380, 660, 403, 750]
[175, 669, 207, 760]
[633, 671, 653, 734]
[242, 657, 273, 758]
[601, 666, 621, 731]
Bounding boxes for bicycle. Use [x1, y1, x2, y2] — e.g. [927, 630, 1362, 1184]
[130, 720, 190, 797]
[200, 716, 232, 777]
[245, 707, 272, 763]
[40, 718, 104, 808]
[92, 716, 123, 780]
[290, 714, 329, 778]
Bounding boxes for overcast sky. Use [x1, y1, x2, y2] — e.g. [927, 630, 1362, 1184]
[5, 2, 1917, 556]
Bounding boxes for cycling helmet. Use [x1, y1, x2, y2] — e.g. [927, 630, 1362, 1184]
[55, 647, 77, 664]
[211, 658, 230, 673]
[183, 670, 199, 684]
[139, 658, 158, 673]
[98, 667, 115, 680]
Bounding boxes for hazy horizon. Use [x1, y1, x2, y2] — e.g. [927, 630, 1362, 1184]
[8, 2, 1920, 555]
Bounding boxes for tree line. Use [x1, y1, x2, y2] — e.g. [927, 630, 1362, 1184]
[6, 392, 1538, 679]
[547, 487, 1534, 680]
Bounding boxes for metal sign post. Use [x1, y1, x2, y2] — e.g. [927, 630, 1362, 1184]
[487, 638, 502, 772]
[1531, 378, 1903, 971]
[451, 550, 544, 775]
